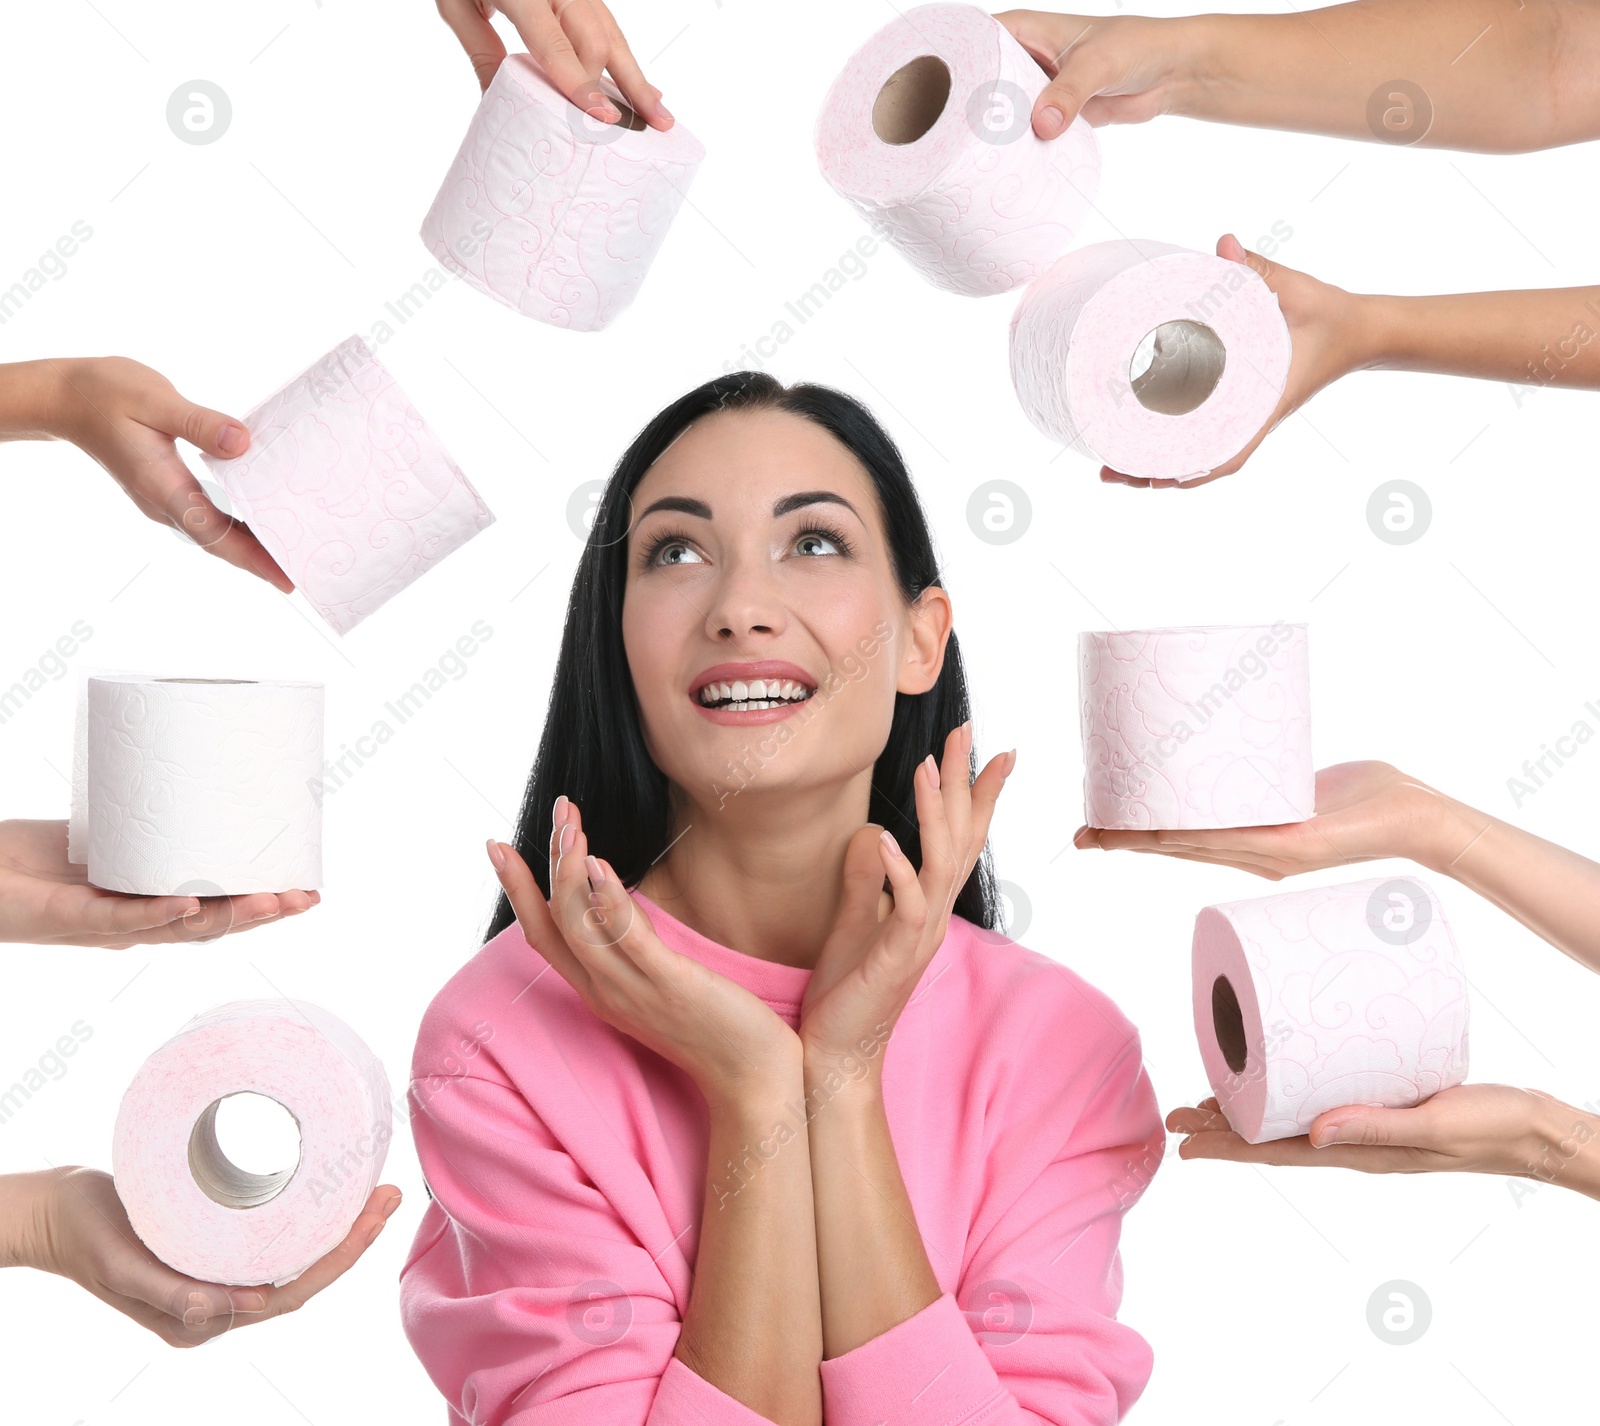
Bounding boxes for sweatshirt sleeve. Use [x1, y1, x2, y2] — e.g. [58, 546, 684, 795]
[817, 1032, 1163, 1426]
[399, 1070, 783, 1426]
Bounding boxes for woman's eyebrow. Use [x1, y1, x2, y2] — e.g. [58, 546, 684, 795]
[635, 491, 862, 522]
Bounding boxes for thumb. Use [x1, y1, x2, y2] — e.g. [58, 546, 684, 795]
[155, 390, 250, 460]
[836, 824, 890, 936]
[1028, 33, 1115, 139]
[1217, 231, 1277, 287]
[1310, 1104, 1433, 1150]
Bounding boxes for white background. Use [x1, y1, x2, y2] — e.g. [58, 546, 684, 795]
[2, 0, 1598, 1421]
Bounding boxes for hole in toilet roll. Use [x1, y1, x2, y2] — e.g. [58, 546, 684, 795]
[1128, 321, 1227, 415]
[1211, 975, 1249, 1076]
[187, 1092, 302, 1210]
[872, 55, 951, 145]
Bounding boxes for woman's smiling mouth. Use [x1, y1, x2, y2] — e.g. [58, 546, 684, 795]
[691, 662, 818, 724]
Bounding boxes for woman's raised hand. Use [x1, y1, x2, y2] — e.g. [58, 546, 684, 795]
[797, 722, 1014, 1065]
[487, 797, 800, 1105]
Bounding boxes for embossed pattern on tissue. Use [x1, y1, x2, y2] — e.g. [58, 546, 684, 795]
[203, 336, 495, 636]
[1079, 625, 1314, 830]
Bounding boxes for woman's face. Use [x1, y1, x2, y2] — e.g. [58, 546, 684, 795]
[621, 407, 948, 812]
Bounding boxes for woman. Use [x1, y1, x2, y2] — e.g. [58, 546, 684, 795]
[400, 372, 1164, 1425]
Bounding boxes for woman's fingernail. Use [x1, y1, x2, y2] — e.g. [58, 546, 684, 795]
[559, 823, 574, 854]
[585, 854, 606, 885]
[229, 1289, 267, 1314]
[1038, 103, 1065, 136]
[880, 829, 903, 859]
[218, 423, 248, 455]
[923, 753, 940, 790]
[1314, 1124, 1341, 1146]
[362, 1218, 386, 1248]
[553, 794, 569, 825]
[486, 838, 507, 872]
[1005, 749, 1018, 776]
[381, 1192, 402, 1218]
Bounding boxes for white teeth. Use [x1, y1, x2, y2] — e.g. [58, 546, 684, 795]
[697, 675, 815, 708]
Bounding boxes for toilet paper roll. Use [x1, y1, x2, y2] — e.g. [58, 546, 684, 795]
[1080, 623, 1313, 830]
[420, 53, 705, 330]
[1193, 877, 1470, 1144]
[1011, 239, 1292, 480]
[113, 1000, 392, 1287]
[202, 335, 495, 636]
[68, 673, 323, 896]
[815, 3, 1100, 296]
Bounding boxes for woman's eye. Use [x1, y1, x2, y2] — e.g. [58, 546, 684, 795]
[656, 541, 703, 565]
[794, 532, 841, 557]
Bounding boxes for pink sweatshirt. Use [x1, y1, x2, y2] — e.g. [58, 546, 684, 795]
[400, 890, 1164, 1426]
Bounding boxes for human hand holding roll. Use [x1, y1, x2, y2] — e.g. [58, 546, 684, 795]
[1076, 758, 1600, 978]
[0, 819, 318, 948]
[1165, 1086, 1600, 1200]
[0, 357, 290, 590]
[435, 0, 673, 127]
[0, 1167, 399, 1346]
[997, 2, 1600, 152]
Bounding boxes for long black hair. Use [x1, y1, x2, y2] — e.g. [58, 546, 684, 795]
[484, 370, 1000, 943]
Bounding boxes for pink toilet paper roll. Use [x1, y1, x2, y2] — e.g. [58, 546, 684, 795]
[1011, 239, 1292, 480]
[1080, 623, 1314, 830]
[113, 1000, 392, 1287]
[815, 3, 1099, 296]
[1193, 877, 1470, 1144]
[202, 336, 495, 635]
[420, 53, 705, 330]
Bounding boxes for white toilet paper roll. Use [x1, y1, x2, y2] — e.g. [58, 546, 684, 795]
[68, 673, 323, 896]
[113, 1000, 392, 1287]
[202, 335, 495, 636]
[420, 54, 705, 330]
[815, 3, 1100, 296]
[1080, 623, 1314, 830]
[1011, 239, 1292, 480]
[1193, 877, 1470, 1144]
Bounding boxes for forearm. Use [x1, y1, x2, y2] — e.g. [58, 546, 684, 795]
[0, 1170, 52, 1271]
[0, 360, 70, 443]
[1360, 287, 1600, 388]
[1174, 0, 1594, 152]
[677, 1070, 823, 1426]
[803, 1048, 940, 1360]
[1405, 786, 1600, 976]
[1517, 1095, 1600, 1200]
